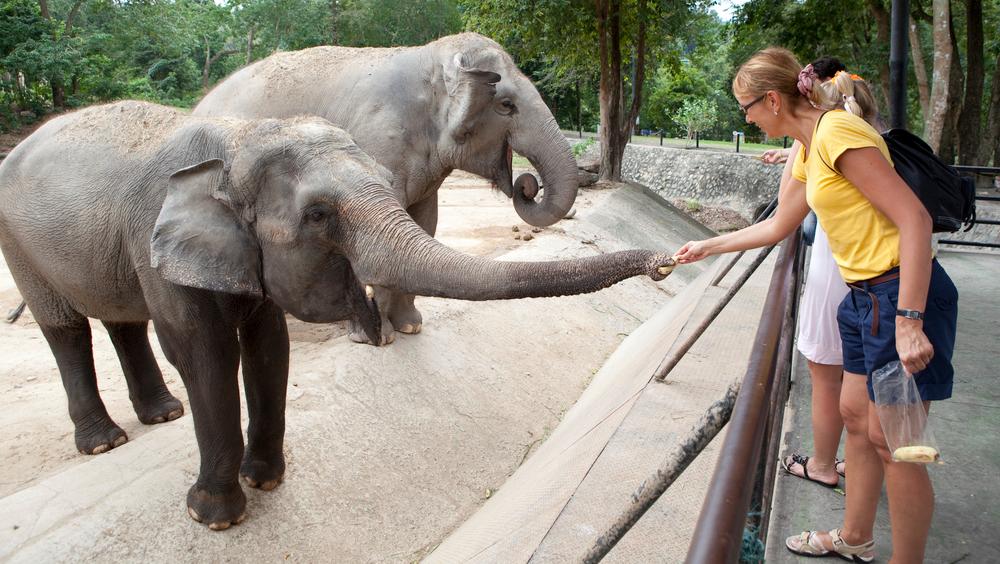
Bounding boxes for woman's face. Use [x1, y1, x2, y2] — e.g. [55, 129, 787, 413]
[736, 90, 781, 136]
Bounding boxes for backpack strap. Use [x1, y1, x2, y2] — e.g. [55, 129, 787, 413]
[812, 111, 837, 174]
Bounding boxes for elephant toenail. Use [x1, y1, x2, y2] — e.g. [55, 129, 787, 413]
[208, 521, 231, 531]
[188, 507, 202, 522]
[92, 444, 110, 455]
[235, 513, 247, 525]
[112, 435, 128, 447]
[167, 408, 183, 420]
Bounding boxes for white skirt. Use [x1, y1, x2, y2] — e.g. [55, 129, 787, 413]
[796, 223, 849, 365]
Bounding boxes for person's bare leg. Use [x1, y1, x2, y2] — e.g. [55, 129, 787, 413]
[805, 372, 880, 552]
[804, 360, 844, 482]
[869, 400, 934, 563]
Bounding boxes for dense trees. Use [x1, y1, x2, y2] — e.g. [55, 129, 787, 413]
[0, 0, 463, 126]
[3, 0, 998, 167]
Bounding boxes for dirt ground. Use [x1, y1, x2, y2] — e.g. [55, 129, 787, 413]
[0, 154, 721, 561]
[0, 168, 547, 498]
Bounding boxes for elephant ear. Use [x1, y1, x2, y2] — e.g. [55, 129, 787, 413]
[151, 159, 263, 296]
[443, 52, 501, 143]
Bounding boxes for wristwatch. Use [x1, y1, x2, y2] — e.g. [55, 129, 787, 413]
[896, 309, 925, 320]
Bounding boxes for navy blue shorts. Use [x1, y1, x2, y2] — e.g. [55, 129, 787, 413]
[838, 259, 958, 401]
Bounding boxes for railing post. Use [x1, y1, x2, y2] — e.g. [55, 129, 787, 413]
[685, 232, 802, 563]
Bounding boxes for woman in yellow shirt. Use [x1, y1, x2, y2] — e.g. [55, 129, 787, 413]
[675, 48, 958, 563]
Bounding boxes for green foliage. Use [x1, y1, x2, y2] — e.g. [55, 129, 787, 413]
[571, 137, 595, 157]
[684, 198, 702, 212]
[339, 0, 461, 47]
[672, 98, 718, 137]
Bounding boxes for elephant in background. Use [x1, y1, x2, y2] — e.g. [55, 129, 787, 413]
[0, 101, 674, 529]
[195, 32, 579, 345]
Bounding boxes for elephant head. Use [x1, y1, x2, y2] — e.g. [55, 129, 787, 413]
[151, 118, 672, 328]
[437, 34, 578, 228]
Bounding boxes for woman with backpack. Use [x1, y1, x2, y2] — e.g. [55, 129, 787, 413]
[674, 48, 958, 562]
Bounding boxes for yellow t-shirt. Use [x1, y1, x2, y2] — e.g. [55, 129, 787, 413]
[792, 110, 899, 283]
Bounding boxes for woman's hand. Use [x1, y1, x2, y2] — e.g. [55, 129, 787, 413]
[761, 148, 790, 164]
[896, 318, 934, 374]
[673, 241, 711, 264]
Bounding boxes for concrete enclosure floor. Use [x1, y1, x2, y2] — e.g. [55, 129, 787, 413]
[0, 171, 719, 562]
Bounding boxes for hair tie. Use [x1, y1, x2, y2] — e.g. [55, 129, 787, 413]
[797, 64, 818, 97]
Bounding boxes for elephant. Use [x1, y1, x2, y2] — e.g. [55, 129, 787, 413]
[194, 32, 579, 345]
[0, 101, 674, 529]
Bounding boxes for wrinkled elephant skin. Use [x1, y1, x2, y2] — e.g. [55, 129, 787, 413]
[0, 102, 674, 529]
[194, 33, 580, 344]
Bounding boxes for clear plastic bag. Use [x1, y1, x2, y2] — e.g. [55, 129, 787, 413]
[871, 361, 942, 464]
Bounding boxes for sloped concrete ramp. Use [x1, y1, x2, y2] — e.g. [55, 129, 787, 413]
[0, 177, 721, 562]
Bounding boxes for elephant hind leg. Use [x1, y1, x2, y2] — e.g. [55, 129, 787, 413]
[387, 293, 422, 334]
[39, 320, 128, 455]
[103, 321, 184, 425]
[3, 246, 127, 455]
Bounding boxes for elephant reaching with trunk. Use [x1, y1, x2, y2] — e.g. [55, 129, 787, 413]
[0, 101, 674, 530]
[195, 32, 578, 345]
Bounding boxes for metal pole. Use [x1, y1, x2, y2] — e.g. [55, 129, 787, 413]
[889, 0, 910, 129]
[685, 233, 801, 563]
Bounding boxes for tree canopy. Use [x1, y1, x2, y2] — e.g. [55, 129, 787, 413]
[3, 0, 998, 166]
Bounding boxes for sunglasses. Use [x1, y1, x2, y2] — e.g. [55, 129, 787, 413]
[738, 94, 766, 115]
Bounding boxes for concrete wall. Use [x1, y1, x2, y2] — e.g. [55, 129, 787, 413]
[618, 144, 783, 221]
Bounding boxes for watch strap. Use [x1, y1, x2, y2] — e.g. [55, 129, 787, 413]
[896, 308, 925, 320]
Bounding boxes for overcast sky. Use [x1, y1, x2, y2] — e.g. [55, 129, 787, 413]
[712, 0, 749, 21]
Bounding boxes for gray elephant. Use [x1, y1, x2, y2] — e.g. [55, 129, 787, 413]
[0, 101, 673, 529]
[195, 32, 578, 345]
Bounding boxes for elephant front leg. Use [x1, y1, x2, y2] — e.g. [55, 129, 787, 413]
[104, 321, 184, 425]
[154, 319, 246, 530]
[348, 285, 396, 345]
[387, 193, 439, 335]
[238, 301, 288, 491]
[40, 321, 129, 455]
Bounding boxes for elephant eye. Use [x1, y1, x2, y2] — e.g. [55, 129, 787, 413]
[304, 207, 329, 223]
[498, 99, 517, 115]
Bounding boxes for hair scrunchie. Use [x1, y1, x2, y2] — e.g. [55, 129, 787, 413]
[797, 64, 818, 97]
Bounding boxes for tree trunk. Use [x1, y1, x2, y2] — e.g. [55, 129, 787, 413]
[925, 0, 958, 155]
[978, 52, 1000, 166]
[866, 0, 892, 113]
[939, 11, 964, 162]
[330, 0, 340, 45]
[203, 39, 238, 90]
[246, 27, 255, 65]
[955, 0, 983, 164]
[596, 0, 626, 182]
[909, 16, 930, 120]
[622, 0, 647, 141]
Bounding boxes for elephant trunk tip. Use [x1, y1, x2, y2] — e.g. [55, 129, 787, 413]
[648, 254, 677, 281]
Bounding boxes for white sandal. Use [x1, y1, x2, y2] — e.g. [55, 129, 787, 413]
[785, 528, 875, 562]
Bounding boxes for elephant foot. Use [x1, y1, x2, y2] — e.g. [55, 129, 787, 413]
[187, 482, 247, 531]
[240, 451, 285, 491]
[388, 304, 423, 335]
[348, 318, 395, 346]
[74, 414, 128, 455]
[133, 388, 184, 425]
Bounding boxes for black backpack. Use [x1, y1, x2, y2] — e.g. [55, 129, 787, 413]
[881, 128, 977, 233]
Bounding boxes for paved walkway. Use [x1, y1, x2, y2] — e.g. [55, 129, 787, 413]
[766, 250, 1000, 563]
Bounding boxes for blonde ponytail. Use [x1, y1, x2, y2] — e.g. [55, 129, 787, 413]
[812, 71, 883, 129]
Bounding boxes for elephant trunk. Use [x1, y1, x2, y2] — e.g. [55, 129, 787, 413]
[341, 193, 674, 301]
[508, 113, 579, 228]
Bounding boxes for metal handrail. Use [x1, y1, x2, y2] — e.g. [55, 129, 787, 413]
[685, 230, 803, 563]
